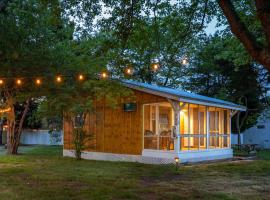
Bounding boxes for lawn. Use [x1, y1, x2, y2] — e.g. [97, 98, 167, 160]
[0, 146, 269, 200]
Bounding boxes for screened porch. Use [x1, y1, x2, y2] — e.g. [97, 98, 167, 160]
[143, 101, 231, 152]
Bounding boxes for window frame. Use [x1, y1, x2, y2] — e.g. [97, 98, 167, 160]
[143, 103, 175, 151]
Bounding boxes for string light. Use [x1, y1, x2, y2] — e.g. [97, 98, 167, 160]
[100, 72, 108, 79]
[151, 63, 159, 71]
[182, 58, 188, 65]
[125, 67, 134, 75]
[56, 76, 62, 83]
[78, 74, 84, 81]
[16, 79, 22, 85]
[0, 66, 162, 86]
[36, 79, 41, 85]
[0, 107, 11, 113]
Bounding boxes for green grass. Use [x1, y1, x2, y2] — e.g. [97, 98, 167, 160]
[0, 146, 270, 200]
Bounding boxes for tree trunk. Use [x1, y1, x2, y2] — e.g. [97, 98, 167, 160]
[6, 98, 30, 154]
[218, 0, 270, 72]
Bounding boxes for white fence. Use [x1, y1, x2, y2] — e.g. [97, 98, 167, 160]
[20, 130, 63, 145]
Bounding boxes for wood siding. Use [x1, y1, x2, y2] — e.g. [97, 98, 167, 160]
[63, 90, 167, 155]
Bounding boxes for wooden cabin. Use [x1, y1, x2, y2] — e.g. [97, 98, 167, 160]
[63, 80, 246, 164]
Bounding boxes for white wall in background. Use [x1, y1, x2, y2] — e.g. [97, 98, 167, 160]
[241, 108, 270, 149]
[20, 130, 63, 145]
[231, 133, 243, 145]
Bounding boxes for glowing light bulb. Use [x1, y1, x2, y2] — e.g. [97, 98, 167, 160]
[101, 72, 108, 79]
[78, 74, 84, 81]
[125, 67, 134, 75]
[16, 79, 22, 85]
[182, 58, 188, 65]
[56, 76, 62, 83]
[0, 79, 3, 85]
[36, 79, 41, 85]
[152, 63, 159, 71]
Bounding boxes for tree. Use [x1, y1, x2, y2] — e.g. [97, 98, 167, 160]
[218, 0, 270, 72]
[184, 34, 266, 132]
[0, 0, 127, 154]
[94, 0, 214, 86]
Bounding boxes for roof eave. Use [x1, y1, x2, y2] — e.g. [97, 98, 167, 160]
[123, 82, 246, 111]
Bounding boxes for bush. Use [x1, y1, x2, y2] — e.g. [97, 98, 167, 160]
[72, 128, 86, 160]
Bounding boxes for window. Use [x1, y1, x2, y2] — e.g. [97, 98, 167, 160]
[143, 103, 174, 150]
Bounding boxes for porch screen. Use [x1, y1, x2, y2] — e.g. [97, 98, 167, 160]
[209, 107, 230, 148]
[180, 103, 230, 150]
[180, 104, 206, 150]
[143, 103, 174, 150]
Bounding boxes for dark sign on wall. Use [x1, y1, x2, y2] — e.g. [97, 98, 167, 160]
[123, 103, 137, 112]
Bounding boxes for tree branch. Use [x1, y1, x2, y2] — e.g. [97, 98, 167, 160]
[255, 0, 270, 48]
[218, 0, 270, 71]
[218, 0, 262, 54]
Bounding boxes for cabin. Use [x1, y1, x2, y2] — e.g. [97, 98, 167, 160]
[63, 80, 246, 164]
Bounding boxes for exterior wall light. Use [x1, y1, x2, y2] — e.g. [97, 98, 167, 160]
[175, 157, 180, 171]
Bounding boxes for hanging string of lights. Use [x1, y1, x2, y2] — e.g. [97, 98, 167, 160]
[0, 58, 189, 87]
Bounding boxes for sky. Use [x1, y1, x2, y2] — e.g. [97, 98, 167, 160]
[205, 18, 218, 35]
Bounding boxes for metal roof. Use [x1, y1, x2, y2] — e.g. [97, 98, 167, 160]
[122, 80, 246, 111]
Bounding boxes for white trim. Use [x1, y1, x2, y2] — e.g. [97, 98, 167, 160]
[206, 107, 210, 149]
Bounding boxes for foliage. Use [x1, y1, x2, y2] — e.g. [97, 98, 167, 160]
[184, 34, 266, 131]
[0, 0, 129, 154]
[72, 128, 86, 160]
[90, 0, 216, 86]
[217, 0, 270, 71]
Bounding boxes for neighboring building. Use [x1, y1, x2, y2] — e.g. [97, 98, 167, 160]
[63, 80, 245, 164]
[242, 110, 270, 149]
[240, 85, 270, 149]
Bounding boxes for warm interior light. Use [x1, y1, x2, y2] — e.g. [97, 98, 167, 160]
[78, 74, 84, 80]
[56, 76, 62, 82]
[16, 79, 22, 85]
[0, 79, 3, 85]
[180, 110, 187, 115]
[36, 79, 41, 85]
